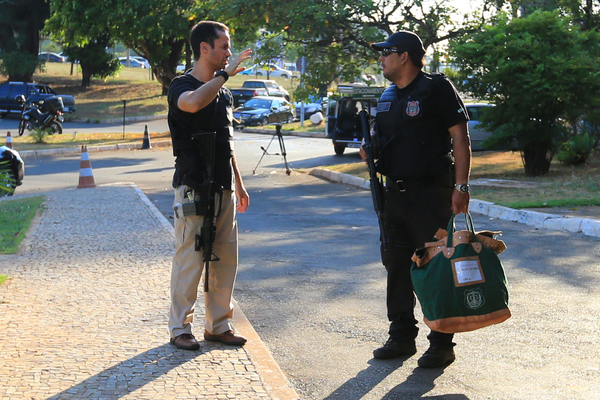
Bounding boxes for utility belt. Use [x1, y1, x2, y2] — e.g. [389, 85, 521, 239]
[386, 172, 453, 192]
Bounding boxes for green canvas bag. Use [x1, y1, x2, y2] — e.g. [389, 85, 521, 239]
[410, 212, 511, 333]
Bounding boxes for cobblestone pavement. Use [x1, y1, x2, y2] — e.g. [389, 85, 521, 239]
[0, 185, 272, 400]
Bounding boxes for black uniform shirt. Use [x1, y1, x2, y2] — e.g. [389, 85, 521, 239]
[396, 71, 468, 131]
[168, 73, 234, 190]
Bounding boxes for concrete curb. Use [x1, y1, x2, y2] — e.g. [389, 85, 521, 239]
[308, 167, 600, 238]
[125, 182, 300, 400]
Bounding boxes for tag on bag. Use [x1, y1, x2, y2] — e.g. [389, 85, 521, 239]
[410, 212, 511, 333]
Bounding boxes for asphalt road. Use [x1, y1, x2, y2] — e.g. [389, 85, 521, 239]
[10, 127, 600, 399]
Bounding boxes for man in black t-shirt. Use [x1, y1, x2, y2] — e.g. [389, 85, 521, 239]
[361, 31, 472, 368]
[167, 21, 252, 351]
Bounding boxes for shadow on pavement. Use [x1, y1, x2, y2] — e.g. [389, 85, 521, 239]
[382, 367, 469, 399]
[45, 343, 206, 399]
[322, 358, 409, 400]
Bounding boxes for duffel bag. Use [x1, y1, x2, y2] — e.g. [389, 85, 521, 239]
[410, 212, 511, 333]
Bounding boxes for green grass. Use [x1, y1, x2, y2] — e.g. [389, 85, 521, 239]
[0, 275, 8, 286]
[262, 121, 325, 134]
[0, 196, 45, 254]
[323, 150, 600, 209]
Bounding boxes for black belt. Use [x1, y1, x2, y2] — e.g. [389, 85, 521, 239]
[386, 174, 452, 192]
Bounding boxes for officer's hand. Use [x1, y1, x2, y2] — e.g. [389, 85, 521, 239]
[226, 49, 253, 77]
[359, 145, 367, 163]
[236, 187, 249, 213]
[452, 190, 470, 215]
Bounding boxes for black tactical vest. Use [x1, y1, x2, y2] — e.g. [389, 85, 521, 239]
[168, 74, 234, 189]
[375, 73, 453, 179]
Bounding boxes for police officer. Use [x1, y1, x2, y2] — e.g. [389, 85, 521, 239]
[167, 21, 252, 351]
[361, 31, 471, 368]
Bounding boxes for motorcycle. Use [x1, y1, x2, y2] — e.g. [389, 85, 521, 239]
[15, 94, 64, 136]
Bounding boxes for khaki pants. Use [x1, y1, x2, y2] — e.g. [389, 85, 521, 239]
[169, 186, 238, 338]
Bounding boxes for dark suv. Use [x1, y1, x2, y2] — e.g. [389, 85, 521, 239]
[0, 82, 76, 118]
[326, 85, 385, 155]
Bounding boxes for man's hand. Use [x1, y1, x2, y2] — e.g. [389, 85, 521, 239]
[236, 187, 249, 213]
[452, 190, 470, 214]
[225, 48, 253, 77]
[359, 145, 367, 162]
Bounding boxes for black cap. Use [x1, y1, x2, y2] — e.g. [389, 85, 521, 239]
[371, 31, 425, 56]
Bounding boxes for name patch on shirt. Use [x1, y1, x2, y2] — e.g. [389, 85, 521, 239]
[377, 102, 392, 112]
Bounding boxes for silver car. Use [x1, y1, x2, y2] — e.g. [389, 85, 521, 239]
[466, 103, 494, 150]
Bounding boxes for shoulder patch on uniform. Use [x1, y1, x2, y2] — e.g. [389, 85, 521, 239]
[377, 102, 392, 112]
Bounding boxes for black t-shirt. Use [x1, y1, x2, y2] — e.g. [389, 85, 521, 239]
[168, 73, 235, 190]
[396, 71, 468, 131]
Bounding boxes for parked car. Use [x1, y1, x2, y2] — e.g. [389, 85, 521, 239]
[239, 79, 290, 101]
[233, 96, 294, 127]
[230, 87, 268, 108]
[294, 95, 326, 120]
[38, 52, 67, 63]
[118, 57, 147, 68]
[240, 64, 293, 79]
[130, 56, 150, 69]
[0, 82, 76, 118]
[0, 145, 24, 196]
[466, 103, 494, 150]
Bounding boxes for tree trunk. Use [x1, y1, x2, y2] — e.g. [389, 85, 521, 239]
[81, 66, 92, 88]
[521, 141, 553, 176]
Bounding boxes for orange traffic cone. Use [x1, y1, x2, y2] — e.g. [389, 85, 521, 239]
[6, 132, 12, 149]
[77, 145, 96, 188]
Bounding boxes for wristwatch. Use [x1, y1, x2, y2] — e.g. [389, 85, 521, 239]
[215, 70, 229, 82]
[454, 183, 470, 193]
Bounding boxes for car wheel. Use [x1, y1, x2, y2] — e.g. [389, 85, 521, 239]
[334, 143, 346, 156]
[49, 121, 63, 135]
[18, 120, 26, 136]
[0, 168, 16, 197]
[281, 74, 288, 79]
[261, 117, 268, 126]
[256, 72, 263, 77]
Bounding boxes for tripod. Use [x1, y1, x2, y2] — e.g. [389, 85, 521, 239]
[252, 123, 291, 175]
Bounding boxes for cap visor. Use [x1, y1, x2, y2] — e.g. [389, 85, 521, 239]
[371, 41, 391, 51]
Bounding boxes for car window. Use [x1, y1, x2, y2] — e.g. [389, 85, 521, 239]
[245, 99, 271, 109]
[266, 82, 278, 89]
[35, 85, 47, 94]
[244, 82, 260, 88]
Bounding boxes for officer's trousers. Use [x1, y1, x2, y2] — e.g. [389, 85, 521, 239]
[381, 181, 455, 346]
[169, 186, 238, 338]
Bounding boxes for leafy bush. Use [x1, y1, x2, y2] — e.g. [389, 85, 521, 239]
[30, 127, 50, 144]
[556, 132, 594, 165]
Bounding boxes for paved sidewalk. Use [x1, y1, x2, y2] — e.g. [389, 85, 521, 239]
[0, 184, 298, 400]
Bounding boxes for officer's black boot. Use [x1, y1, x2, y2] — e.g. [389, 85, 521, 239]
[373, 337, 417, 359]
[417, 331, 455, 368]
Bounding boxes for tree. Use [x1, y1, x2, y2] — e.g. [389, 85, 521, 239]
[450, 10, 600, 176]
[0, 0, 50, 82]
[45, 0, 121, 88]
[218, 0, 482, 99]
[110, 0, 196, 95]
